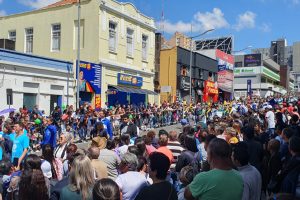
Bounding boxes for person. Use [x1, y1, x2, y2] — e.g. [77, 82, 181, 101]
[11, 122, 29, 169]
[50, 152, 80, 200]
[62, 144, 78, 176]
[60, 155, 95, 200]
[175, 133, 198, 173]
[116, 152, 148, 200]
[87, 147, 108, 180]
[98, 110, 113, 139]
[184, 138, 243, 200]
[242, 126, 264, 172]
[39, 118, 57, 149]
[90, 121, 108, 139]
[265, 105, 275, 137]
[274, 136, 300, 195]
[167, 130, 185, 170]
[98, 140, 120, 180]
[157, 133, 174, 163]
[42, 144, 63, 181]
[178, 166, 194, 200]
[117, 134, 130, 157]
[120, 114, 138, 138]
[18, 154, 49, 200]
[93, 178, 121, 200]
[223, 127, 239, 144]
[232, 142, 262, 200]
[54, 132, 71, 161]
[135, 152, 178, 200]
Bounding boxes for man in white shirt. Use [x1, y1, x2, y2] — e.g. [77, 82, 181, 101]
[265, 105, 275, 137]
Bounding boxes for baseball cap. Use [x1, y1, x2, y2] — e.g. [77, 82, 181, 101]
[41, 160, 52, 179]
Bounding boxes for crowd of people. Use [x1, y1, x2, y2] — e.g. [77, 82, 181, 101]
[0, 95, 299, 200]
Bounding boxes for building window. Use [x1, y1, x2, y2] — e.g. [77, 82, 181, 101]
[8, 30, 16, 41]
[51, 24, 61, 51]
[199, 69, 204, 79]
[109, 22, 117, 52]
[176, 37, 180, 46]
[25, 28, 33, 53]
[142, 34, 148, 61]
[126, 28, 134, 56]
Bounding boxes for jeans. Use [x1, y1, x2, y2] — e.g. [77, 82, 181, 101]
[78, 127, 87, 140]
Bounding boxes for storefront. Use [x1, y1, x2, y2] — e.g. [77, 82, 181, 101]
[107, 73, 156, 106]
[79, 61, 102, 109]
[203, 80, 218, 103]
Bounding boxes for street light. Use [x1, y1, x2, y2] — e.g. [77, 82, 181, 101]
[189, 28, 214, 104]
[232, 45, 253, 54]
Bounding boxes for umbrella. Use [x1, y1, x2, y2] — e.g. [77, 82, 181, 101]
[0, 108, 16, 115]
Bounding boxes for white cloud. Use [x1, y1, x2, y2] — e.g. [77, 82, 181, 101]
[233, 11, 256, 31]
[157, 20, 192, 34]
[0, 10, 7, 16]
[18, 0, 58, 9]
[194, 8, 229, 30]
[260, 23, 271, 32]
[157, 8, 229, 34]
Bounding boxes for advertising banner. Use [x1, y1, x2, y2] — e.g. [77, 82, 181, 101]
[77, 60, 102, 109]
[216, 49, 234, 71]
[244, 54, 262, 67]
[117, 73, 143, 87]
[78, 61, 102, 94]
[247, 79, 252, 97]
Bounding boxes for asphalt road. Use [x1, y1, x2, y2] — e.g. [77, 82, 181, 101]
[34, 124, 182, 155]
[76, 123, 182, 150]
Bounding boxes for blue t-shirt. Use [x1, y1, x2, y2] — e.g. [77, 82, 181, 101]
[11, 133, 29, 160]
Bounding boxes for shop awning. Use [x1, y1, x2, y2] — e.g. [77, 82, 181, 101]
[108, 85, 157, 95]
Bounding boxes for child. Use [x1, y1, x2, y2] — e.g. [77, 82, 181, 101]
[178, 166, 194, 200]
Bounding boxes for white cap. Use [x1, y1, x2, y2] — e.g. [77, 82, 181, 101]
[41, 160, 52, 179]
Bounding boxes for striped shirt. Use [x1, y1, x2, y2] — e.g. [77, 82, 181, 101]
[167, 141, 185, 169]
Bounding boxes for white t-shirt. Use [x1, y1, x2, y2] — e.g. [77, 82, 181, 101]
[265, 111, 275, 129]
[116, 171, 148, 200]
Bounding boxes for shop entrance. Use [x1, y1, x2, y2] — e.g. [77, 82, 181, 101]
[80, 91, 93, 106]
[50, 95, 62, 112]
[23, 93, 37, 110]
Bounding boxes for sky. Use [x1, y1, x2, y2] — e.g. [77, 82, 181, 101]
[0, 0, 300, 53]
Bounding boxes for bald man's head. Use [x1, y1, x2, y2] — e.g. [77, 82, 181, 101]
[88, 147, 100, 159]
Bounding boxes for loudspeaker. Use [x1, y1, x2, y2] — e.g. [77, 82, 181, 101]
[6, 89, 13, 105]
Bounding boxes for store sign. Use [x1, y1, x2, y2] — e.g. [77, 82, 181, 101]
[78, 61, 102, 94]
[244, 54, 262, 67]
[205, 81, 218, 94]
[218, 70, 233, 81]
[234, 67, 258, 75]
[216, 49, 234, 71]
[95, 94, 101, 109]
[117, 73, 143, 87]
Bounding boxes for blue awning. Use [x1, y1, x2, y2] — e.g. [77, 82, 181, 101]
[108, 85, 157, 95]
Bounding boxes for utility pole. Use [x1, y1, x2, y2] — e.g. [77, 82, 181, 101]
[76, 0, 81, 109]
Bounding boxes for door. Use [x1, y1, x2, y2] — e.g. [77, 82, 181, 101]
[23, 93, 37, 111]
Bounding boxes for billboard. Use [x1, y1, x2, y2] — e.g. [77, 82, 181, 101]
[78, 61, 102, 109]
[216, 50, 234, 92]
[216, 49, 234, 71]
[244, 54, 262, 67]
[78, 61, 102, 94]
[117, 73, 143, 87]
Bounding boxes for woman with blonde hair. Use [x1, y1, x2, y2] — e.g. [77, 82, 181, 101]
[60, 155, 95, 200]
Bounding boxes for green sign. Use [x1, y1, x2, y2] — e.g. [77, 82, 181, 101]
[262, 67, 280, 81]
[234, 68, 255, 74]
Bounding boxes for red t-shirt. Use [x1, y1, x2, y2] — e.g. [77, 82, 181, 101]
[156, 146, 174, 163]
